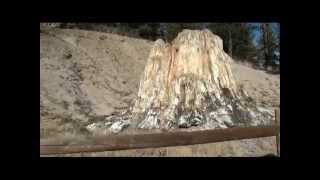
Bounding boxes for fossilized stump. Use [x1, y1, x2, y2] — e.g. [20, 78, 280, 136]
[131, 29, 273, 130]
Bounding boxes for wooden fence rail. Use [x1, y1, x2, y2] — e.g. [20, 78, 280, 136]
[40, 109, 280, 156]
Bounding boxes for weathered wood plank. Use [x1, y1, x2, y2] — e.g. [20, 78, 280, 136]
[40, 125, 279, 155]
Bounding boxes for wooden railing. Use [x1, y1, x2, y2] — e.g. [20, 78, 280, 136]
[40, 109, 280, 156]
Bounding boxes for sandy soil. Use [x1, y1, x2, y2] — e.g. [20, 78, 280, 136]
[40, 28, 280, 157]
[231, 61, 280, 108]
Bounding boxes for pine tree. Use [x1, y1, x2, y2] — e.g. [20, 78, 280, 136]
[259, 23, 278, 68]
[208, 23, 257, 61]
[161, 23, 183, 42]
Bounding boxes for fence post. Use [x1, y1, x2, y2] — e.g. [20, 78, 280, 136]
[275, 108, 280, 156]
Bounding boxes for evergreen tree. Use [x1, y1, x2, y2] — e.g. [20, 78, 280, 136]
[232, 23, 257, 61]
[208, 23, 257, 61]
[162, 23, 183, 42]
[259, 23, 278, 68]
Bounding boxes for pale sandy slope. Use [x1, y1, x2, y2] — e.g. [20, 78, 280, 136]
[40, 28, 279, 157]
[231, 61, 280, 108]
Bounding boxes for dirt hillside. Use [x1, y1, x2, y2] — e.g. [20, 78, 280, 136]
[40, 28, 279, 156]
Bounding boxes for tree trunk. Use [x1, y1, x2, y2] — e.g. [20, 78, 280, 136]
[131, 29, 273, 130]
[228, 29, 232, 57]
[262, 23, 270, 68]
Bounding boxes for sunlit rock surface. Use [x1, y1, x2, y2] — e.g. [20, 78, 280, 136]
[131, 29, 273, 129]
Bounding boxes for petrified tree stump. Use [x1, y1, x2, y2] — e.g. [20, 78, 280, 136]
[131, 29, 273, 130]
